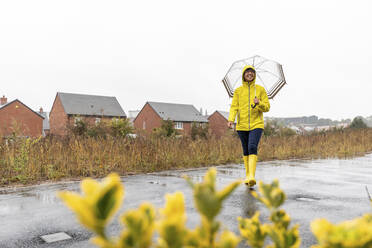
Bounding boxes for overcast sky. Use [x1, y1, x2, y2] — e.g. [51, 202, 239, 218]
[0, 0, 371, 120]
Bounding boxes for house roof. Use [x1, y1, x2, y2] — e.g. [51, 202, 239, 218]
[209, 110, 237, 124]
[216, 110, 229, 120]
[57, 92, 126, 117]
[0, 99, 44, 119]
[147, 101, 208, 122]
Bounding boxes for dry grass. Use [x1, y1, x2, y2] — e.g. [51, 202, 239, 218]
[1, 128, 372, 186]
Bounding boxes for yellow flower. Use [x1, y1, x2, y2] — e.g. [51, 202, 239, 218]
[58, 173, 124, 236]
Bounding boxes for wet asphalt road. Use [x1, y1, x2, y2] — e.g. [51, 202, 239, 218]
[1, 154, 372, 248]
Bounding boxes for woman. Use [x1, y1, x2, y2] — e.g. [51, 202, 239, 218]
[228, 65, 270, 187]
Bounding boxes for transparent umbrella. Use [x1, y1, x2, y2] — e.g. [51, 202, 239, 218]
[222, 55, 286, 99]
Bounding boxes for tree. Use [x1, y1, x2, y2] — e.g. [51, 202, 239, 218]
[110, 118, 133, 137]
[349, 117, 367, 129]
[191, 122, 209, 140]
[152, 119, 178, 137]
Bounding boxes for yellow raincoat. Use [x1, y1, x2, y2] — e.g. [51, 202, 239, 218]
[228, 65, 270, 131]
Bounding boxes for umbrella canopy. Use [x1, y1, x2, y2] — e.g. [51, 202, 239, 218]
[222, 55, 286, 99]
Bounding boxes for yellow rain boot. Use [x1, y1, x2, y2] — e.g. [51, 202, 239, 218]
[248, 154, 258, 187]
[243, 156, 249, 185]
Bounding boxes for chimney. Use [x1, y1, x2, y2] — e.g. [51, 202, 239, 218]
[0, 95, 7, 105]
[39, 107, 44, 113]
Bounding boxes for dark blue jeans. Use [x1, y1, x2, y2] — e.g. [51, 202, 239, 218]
[237, 128, 263, 156]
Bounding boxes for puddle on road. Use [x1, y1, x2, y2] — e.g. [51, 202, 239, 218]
[240, 188, 259, 218]
[296, 197, 318, 202]
[40, 232, 72, 243]
[148, 181, 167, 186]
[291, 194, 321, 202]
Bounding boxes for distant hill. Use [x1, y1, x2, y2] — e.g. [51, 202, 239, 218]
[266, 115, 353, 127]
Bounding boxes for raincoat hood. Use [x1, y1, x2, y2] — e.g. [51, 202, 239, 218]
[242, 65, 256, 84]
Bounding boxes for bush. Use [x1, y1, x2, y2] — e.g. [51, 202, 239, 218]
[68, 117, 134, 138]
[69, 117, 88, 136]
[350, 117, 368, 129]
[152, 119, 178, 137]
[110, 118, 133, 138]
[264, 120, 296, 137]
[191, 122, 209, 140]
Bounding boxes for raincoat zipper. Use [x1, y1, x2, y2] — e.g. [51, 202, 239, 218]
[248, 84, 250, 130]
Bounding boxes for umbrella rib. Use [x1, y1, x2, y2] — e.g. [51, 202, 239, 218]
[256, 73, 269, 92]
[256, 68, 281, 79]
[254, 60, 268, 70]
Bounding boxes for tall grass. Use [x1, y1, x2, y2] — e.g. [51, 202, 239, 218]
[1, 128, 372, 186]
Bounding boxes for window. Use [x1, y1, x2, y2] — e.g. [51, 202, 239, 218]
[174, 122, 183, 130]
[143, 121, 146, 130]
[95, 118, 101, 125]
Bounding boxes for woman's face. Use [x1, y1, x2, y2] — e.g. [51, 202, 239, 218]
[244, 70, 255, 82]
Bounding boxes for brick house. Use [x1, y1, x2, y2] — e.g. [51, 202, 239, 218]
[208, 110, 236, 137]
[133, 101, 208, 135]
[49, 92, 127, 136]
[0, 95, 44, 137]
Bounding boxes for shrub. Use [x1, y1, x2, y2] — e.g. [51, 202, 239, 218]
[69, 117, 88, 136]
[110, 118, 133, 138]
[59, 169, 372, 248]
[152, 119, 178, 137]
[349, 117, 368, 129]
[191, 122, 209, 140]
[68, 117, 134, 138]
[59, 168, 241, 248]
[264, 120, 296, 137]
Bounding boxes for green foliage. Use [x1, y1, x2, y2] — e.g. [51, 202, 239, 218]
[349, 117, 368, 129]
[191, 122, 209, 140]
[264, 120, 280, 136]
[70, 116, 88, 136]
[311, 214, 372, 248]
[69, 117, 134, 138]
[110, 118, 133, 138]
[58, 169, 372, 248]
[59, 169, 241, 248]
[152, 119, 178, 137]
[264, 120, 296, 137]
[87, 121, 108, 138]
[239, 180, 301, 248]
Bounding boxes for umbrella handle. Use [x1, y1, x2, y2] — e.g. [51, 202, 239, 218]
[251, 96, 258, 109]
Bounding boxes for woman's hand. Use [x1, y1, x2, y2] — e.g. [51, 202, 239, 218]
[227, 121, 234, 129]
[254, 97, 260, 105]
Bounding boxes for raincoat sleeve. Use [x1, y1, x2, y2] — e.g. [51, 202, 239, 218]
[257, 88, 270, 112]
[228, 90, 239, 122]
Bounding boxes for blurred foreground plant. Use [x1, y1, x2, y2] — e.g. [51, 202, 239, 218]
[310, 205, 372, 248]
[59, 168, 241, 248]
[59, 169, 372, 248]
[238, 180, 300, 248]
